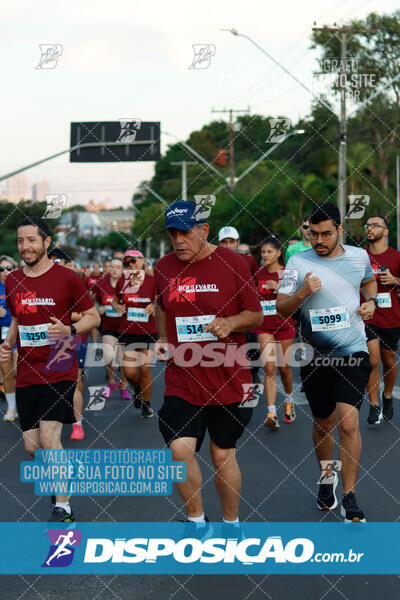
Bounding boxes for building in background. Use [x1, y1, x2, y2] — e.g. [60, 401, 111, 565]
[6, 174, 30, 203]
[56, 209, 134, 244]
[98, 210, 133, 234]
[32, 180, 51, 202]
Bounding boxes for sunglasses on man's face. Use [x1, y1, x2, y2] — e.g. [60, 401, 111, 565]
[302, 224, 309, 230]
[0, 266, 13, 272]
[123, 258, 137, 265]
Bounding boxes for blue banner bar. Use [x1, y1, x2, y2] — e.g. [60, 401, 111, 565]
[0, 522, 398, 574]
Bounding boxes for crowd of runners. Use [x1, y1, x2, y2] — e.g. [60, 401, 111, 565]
[0, 199, 399, 528]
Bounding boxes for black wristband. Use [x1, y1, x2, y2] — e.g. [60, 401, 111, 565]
[70, 324, 77, 336]
[365, 297, 378, 308]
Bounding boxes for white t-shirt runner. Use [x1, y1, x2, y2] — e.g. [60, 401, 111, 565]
[279, 245, 374, 357]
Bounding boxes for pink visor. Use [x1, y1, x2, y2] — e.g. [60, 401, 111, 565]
[123, 250, 144, 259]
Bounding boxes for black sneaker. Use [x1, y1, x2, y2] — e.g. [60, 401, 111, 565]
[317, 470, 338, 511]
[382, 392, 393, 421]
[50, 506, 75, 523]
[141, 402, 154, 418]
[367, 404, 382, 425]
[340, 491, 366, 522]
[133, 384, 142, 410]
[180, 517, 213, 542]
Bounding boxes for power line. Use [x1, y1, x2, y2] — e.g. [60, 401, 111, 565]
[312, 23, 375, 241]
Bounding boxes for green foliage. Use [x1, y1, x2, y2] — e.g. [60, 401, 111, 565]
[0, 201, 58, 260]
[131, 9, 400, 251]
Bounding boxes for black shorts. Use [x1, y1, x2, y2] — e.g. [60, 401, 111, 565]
[119, 333, 157, 350]
[365, 324, 400, 352]
[101, 330, 119, 338]
[158, 395, 253, 451]
[16, 380, 76, 432]
[300, 352, 371, 419]
[365, 324, 378, 344]
[76, 340, 88, 369]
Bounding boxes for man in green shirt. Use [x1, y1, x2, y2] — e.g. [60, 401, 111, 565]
[285, 215, 311, 263]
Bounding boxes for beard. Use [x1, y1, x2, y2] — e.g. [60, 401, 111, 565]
[22, 245, 46, 267]
[368, 230, 385, 243]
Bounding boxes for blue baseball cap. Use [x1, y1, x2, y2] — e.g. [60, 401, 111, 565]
[162, 200, 206, 232]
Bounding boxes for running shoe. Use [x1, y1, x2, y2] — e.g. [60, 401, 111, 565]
[264, 412, 280, 430]
[3, 410, 18, 422]
[180, 517, 213, 542]
[284, 402, 296, 423]
[133, 385, 142, 409]
[221, 521, 245, 541]
[101, 382, 119, 399]
[317, 470, 338, 511]
[382, 392, 393, 421]
[340, 491, 366, 523]
[141, 402, 154, 418]
[70, 423, 85, 440]
[50, 506, 75, 523]
[367, 404, 382, 425]
[95, 347, 103, 362]
[120, 388, 132, 401]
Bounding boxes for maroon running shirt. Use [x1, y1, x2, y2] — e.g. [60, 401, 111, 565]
[365, 247, 400, 329]
[5, 263, 94, 388]
[115, 272, 157, 335]
[154, 246, 262, 406]
[254, 267, 294, 332]
[85, 273, 102, 291]
[240, 253, 258, 278]
[93, 273, 122, 332]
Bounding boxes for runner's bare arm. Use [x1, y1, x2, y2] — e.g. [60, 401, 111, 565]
[4, 317, 18, 347]
[204, 309, 263, 339]
[359, 276, 378, 320]
[155, 302, 167, 340]
[0, 317, 18, 361]
[360, 277, 378, 300]
[154, 302, 169, 360]
[71, 306, 100, 334]
[111, 295, 126, 313]
[71, 311, 83, 321]
[276, 272, 321, 317]
[47, 307, 100, 336]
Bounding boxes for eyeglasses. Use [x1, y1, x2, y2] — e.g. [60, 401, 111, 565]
[302, 224, 309, 230]
[0, 266, 13, 272]
[364, 223, 386, 230]
[309, 230, 336, 241]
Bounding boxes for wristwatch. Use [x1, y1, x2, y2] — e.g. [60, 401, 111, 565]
[365, 297, 379, 308]
[70, 325, 77, 336]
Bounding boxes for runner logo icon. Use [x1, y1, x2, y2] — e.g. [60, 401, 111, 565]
[42, 529, 82, 568]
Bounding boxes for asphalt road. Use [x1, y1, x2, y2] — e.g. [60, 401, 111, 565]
[1, 357, 400, 599]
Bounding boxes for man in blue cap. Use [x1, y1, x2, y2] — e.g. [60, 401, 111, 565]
[154, 201, 263, 531]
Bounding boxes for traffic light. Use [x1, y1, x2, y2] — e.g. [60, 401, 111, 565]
[214, 149, 228, 166]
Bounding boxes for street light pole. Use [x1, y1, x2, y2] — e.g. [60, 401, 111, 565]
[338, 32, 348, 242]
[171, 160, 198, 201]
[0, 140, 156, 183]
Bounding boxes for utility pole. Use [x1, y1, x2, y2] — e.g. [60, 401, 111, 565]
[312, 25, 375, 242]
[171, 160, 198, 201]
[211, 106, 250, 191]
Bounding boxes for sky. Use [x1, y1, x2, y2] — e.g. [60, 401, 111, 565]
[0, 0, 398, 208]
